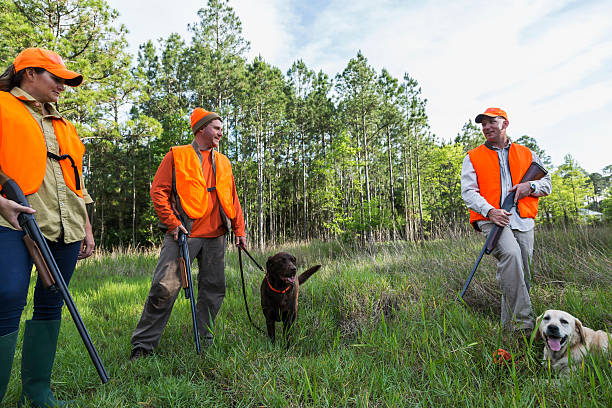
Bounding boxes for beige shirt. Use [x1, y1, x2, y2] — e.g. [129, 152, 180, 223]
[0, 87, 92, 243]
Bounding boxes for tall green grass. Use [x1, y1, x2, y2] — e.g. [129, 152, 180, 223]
[5, 224, 611, 407]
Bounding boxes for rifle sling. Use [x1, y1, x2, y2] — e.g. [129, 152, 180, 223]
[46, 152, 80, 190]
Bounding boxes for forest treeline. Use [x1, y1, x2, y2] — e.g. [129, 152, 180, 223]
[1, 0, 610, 248]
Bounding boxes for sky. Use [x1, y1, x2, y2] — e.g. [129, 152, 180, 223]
[106, 0, 612, 173]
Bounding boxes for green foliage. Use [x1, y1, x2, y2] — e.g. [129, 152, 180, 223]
[515, 135, 552, 167]
[3, 225, 611, 406]
[0, 0, 604, 248]
[541, 155, 592, 224]
[454, 120, 482, 153]
[601, 195, 612, 221]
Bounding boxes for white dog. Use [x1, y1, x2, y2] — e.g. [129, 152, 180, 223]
[536, 309, 610, 372]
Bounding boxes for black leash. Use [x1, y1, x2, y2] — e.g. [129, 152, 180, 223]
[238, 246, 265, 334]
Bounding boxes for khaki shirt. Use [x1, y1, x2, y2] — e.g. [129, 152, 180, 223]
[0, 87, 92, 243]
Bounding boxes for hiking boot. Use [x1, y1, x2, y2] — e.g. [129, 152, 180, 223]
[129, 347, 152, 361]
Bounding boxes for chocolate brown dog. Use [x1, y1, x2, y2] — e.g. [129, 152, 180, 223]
[260, 252, 321, 343]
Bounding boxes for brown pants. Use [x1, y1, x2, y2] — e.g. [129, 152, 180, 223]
[479, 224, 535, 332]
[131, 234, 227, 351]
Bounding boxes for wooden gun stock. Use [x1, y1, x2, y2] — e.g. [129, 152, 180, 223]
[22, 235, 57, 291]
[484, 162, 548, 253]
[178, 256, 188, 290]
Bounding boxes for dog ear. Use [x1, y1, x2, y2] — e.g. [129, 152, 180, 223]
[575, 318, 585, 345]
[534, 313, 544, 341]
[266, 256, 274, 272]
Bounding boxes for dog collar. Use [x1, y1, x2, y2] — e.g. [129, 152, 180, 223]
[265, 274, 292, 294]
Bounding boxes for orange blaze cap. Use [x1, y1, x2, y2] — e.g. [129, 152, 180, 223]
[190, 108, 221, 133]
[13, 48, 83, 87]
[475, 107, 508, 123]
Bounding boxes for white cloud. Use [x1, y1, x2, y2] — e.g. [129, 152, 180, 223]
[231, 0, 298, 65]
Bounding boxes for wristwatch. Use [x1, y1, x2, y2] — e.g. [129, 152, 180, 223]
[529, 182, 536, 193]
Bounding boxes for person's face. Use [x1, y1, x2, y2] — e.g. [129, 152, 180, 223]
[196, 119, 223, 149]
[480, 116, 508, 145]
[24, 69, 66, 103]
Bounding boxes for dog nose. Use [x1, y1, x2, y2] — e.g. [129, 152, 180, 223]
[546, 324, 560, 336]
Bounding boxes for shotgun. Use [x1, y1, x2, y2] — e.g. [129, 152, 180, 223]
[459, 162, 548, 300]
[0, 168, 109, 383]
[177, 229, 200, 354]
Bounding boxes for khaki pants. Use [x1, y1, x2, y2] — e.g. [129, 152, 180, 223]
[479, 224, 535, 332]
[131, 234, 227, 351]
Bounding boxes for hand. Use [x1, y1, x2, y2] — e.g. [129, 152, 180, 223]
[0, 195, 35, 230]
[487, 208, 512, 227]
[509, 181, 533, 203]
[235, 235, 246, 249]
[169, 224, 188, 241]
[78, 217, 95, 259]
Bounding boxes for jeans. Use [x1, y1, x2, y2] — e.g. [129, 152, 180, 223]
[0, 226, 80, 335]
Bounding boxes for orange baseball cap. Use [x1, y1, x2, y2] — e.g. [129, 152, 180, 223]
[190, 108, 221, 133]
[475, 107, 508, 123]
[13, 48, 83, 87]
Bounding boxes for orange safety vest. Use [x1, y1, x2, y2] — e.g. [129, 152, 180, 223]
[0, 91, 84, 197]
[467, 143, 539, 227]
[171, 145, 236, 220]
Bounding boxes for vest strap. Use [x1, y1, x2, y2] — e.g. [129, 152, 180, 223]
[46, 151, 80, 190]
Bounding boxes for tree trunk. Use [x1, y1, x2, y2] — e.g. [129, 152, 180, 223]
[301, 127, 307, 241]
[386, 127, 397, 240]
[361, 110, 373, 245]
[257, 104, 264, 249]
[415, 130, 425, 241]
[131, 139, 136, 247]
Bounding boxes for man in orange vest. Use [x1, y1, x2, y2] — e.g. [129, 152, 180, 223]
[0, 48, 95, 407]
[130, 108, 246, 359]
[461, 107, 551, 340]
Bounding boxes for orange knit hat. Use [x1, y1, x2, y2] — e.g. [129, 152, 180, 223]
[13, 48, 83, 87]
[190, 108, 220, 133]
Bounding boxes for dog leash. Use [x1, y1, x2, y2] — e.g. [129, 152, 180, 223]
[238, 246, 265, 334]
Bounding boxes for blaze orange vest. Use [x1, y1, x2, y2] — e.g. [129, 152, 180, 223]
[468, 143, 539, 227]
[0, 91, 84, 197]
[171, 145, 236, 220]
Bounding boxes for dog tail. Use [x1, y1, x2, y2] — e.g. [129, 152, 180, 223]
[298, 265, 321, 285]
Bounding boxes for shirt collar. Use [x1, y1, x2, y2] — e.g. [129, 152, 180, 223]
[191, 139, 214, 153]
[10, 87, 63, 119]
[484, 138, 512, 151]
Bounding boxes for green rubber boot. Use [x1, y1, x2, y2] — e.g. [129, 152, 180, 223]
[0, 330, 18, 405]
[19, 320, 68, 407]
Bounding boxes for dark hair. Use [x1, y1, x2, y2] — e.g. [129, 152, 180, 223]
[0, 64, 45, 92]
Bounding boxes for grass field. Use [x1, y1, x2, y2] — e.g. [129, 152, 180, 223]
[4, 224, 612, 407]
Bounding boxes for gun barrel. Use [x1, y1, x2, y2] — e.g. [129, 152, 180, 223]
[178, 231, 200, 354]
[21, 215, 109, 383]
[460, 161, 548, 300]
[460, 245, 487, 299]
[1, 169, 109, 383]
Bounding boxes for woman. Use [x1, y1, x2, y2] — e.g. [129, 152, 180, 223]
[0, 48, 95, 407]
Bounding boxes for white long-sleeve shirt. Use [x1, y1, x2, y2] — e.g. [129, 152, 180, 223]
[461, 141, 552, 232]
